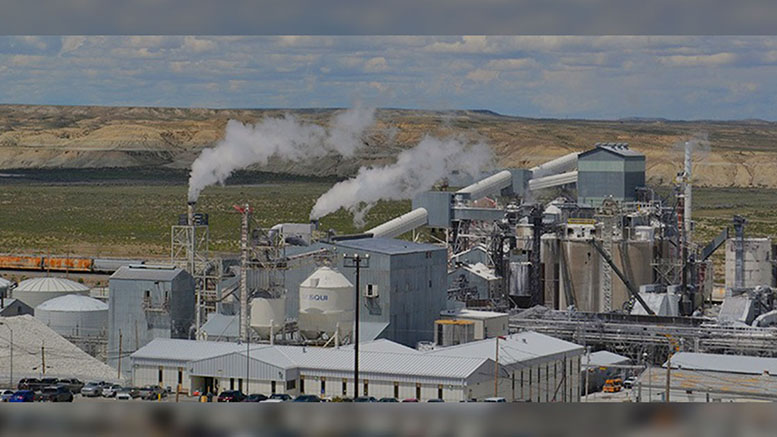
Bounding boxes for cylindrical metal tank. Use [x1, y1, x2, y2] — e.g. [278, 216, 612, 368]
[557, 240, 601, 311]
[530, 152, 579, 178]
[13, 277, 90, 309]
[455, 170, 512, 200]
[298, 266, 354, 340]
[0, 277, 11, 299]
[725, 238, 774, 289]
[367, 208, 428, 239]
[35, 294, 108, 338]
[250, 296, 286, 340]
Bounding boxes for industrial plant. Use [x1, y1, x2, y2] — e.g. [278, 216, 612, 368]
[0, 137, 776, 403]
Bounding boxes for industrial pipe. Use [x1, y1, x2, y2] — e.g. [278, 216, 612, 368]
[455, 171, 512, 201]
[530, 152, 579, 179]
[367, 208, 428, 239]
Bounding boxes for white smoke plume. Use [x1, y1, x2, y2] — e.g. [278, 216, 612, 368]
[187, 106, 375, 202]
[310, 135, 494, 226]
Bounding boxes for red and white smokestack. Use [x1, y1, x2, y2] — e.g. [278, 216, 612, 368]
[187, 201, 196, 226]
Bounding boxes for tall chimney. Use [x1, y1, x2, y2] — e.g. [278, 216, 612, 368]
[684, 142, 692, 245]
[187, 201, 196, 226]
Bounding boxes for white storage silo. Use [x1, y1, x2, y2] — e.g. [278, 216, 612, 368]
[298, 266, 354, 340]
[13, 277, 90, 309]
[35, 294, 108, 339]
[250, 296, 286, 340]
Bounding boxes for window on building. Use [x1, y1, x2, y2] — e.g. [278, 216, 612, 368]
[177, 368, 182, 385]
[416, 383, 421, 400]
[286, 380, 295, 390]
[158, 367, 163, 384]
[321, 378, 326, 395]
[271, 381, 276, 394]
[394, 382, 399, 399]
[363, 380, 368, 396]
[299, 376, 305, 393]
[238, 379, 243, 392]
[437, 385, 443, 400]
[230, 378, 234, 390]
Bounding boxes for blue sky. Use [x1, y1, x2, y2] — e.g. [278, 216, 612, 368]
[2, 36, 777, 120]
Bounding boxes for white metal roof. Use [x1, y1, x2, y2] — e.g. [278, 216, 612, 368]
[440, 308, 508, 320]
[130, 338, 245, 363]
[340, 338, 419, 354]
[267, 345, 489, 380]
[15, 277, 89, 293]
[667, 352, 777, 376]
[111, 265, 185, 282]
[0, 277, 11, 288]
[36, 294, 108, 312]
[588, 350, 630, 366]
[426, 331, 584, 367]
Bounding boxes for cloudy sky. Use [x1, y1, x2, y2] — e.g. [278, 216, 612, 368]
[2, 36, 777, 120]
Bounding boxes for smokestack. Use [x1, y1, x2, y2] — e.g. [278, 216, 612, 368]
[684, 142, 692, 245]
[187, 201, 196, 226]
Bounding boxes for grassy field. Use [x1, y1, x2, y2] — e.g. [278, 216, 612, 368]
[0, 181, 410, 258]
[0, 178, 774, 266]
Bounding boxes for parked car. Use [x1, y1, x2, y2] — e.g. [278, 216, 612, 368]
[0, 390, 15, 402]
[9, 390, 35, 402]
[244, 394, 268, 402]
[217, 390, 246, 403]
[260, 393, 292, 403]
[293, 394, 322, 402]
[59, 378, 84, 394]
[483, 397, 507, 403]
[353, 396, 377, 402]
[142, 386, 167, 400]
[116, 387, 141, 400]
[427, 398, 445, 403]
[401, 398, 419, 403]
[39, 386, 74, 402]
[17, 378, 41, 391]
[378, 397, 399, 402]
[81, 382, 103, 397]
[39, 378, 59, 388]
[102, 384, 122, 398]
[623, 376, 637, 389]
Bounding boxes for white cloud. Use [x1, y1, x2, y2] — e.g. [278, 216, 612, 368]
[364, 56, 388, 72]
[59, 36, 86, 55]
[485, 58, 536, 70]
[657, 52, 738, 67]
[182, 36, 217, 53]
[466, 68, 499, 83]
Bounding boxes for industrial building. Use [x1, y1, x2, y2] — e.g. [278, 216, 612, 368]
[439, 308, 508, 340]
[108, 265, 195, 379]
[576, 143, 646, 206]
[0, 298, 32, 317]
[12, 277, 90, 309]
[582, 350, 631, 394]
[129, 331, 583, 401]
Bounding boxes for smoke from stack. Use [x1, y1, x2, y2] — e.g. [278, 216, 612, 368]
[187, 106, 376, 202]
[309, 135, 494, 227]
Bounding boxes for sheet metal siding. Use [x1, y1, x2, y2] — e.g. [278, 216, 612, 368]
[412, 191, 452, 228]
[189, 354, 295, 381]
[108, 271, 194, 380]
[298, 368, 466, 387]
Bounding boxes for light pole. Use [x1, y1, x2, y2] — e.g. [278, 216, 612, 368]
[0, 322, 11, 389]
[343, 253, 369, 398]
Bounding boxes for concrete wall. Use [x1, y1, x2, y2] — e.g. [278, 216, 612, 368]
[725, 238, 775, 289]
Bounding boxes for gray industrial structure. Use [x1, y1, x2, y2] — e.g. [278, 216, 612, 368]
[108, 265, 195, 379]
[577, 143, 646, 206]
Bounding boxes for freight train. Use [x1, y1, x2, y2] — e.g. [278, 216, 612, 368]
[0, 255, 145, 273]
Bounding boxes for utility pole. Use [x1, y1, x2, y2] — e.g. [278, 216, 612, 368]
[246, 331, 250, 395]
[584, 347, 590, 402]
[494, 336, 499, 397]
[41, 342, 46, 376]
[118, 330, 122, 379]
[344, 253, 369, 398]
[665, 353, 672, 403]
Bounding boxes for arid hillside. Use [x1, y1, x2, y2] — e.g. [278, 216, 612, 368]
[1, 104, 776, 187]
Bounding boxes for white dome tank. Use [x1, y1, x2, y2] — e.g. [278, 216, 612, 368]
[13, 277, 90, 309]
[35, 294, 108, 339]
[250, 296, 286, 340]
[298, 266, 354, 340]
